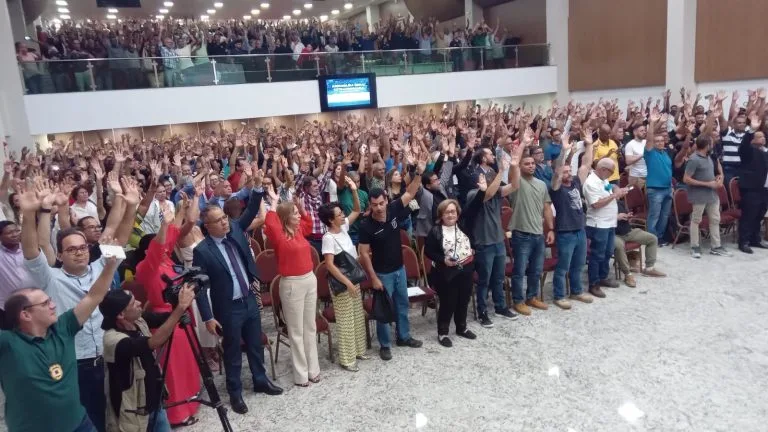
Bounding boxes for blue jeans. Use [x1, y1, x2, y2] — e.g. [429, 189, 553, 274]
[148, 407, 172, 432]
[585, 226, 615, 286]
[553, 229, 587, 299]
[222, 294, 268, 399]
[78, 359, 106, 432]
[511, 231, 545, 304]
[72, 415, 97, 432]
[474, 242, 507, 314]
[646, 187, 672, 242]
[375, 266, 410, 348]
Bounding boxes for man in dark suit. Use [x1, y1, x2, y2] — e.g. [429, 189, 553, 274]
[193, 170, 283, 414]
[737, 116, 768, 254]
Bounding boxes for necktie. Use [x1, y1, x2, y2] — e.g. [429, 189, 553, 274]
[222, 238, 250, 299]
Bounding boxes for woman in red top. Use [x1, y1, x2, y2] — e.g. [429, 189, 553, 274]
[264, 188, 320, 387]
[135, 193, 201, 426]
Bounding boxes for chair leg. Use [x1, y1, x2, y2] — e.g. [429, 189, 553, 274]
[327, 331, 334, 363]
[539, 273, 547, 301]
[266, 342, 276, 380]
[504, 278, 512, 309]
[274, 334, 280, 362]
[365, 318, 372, 349]
[471, 286, 477, 320]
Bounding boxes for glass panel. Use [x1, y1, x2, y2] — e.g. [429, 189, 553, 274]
[19, 44, 551, 94]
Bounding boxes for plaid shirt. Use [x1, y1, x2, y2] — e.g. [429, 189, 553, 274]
[296, 169, 331, 236]
[159, 44, 179, 70]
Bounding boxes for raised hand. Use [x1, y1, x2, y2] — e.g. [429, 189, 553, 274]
[345, 176, 358, 191]
[106, 171, 121, 193]
[649, 107, 661, 123]
[18, 181, 42, 213]
[748, 113, 761, 132]
[194, 180, 205, 197]
[121, 176, 141, 206]
[36, 179, 55, 208]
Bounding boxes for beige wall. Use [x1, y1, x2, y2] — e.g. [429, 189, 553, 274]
[483, 0, 546, 44]
[380, 0, 412, 21]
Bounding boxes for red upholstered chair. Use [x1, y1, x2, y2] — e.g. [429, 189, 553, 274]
[400, 229, 411, 248]
[625, 186, 647, 230]
[310, 247, 321, 270]
[402, 245, 436, 316]
[716, 184, 739, 241]
[255, 250, 279, 307]
[614, 241, 643, 279]
[729, 177, 741, 210]
[539, 225, 559, 301]
[671, 188, 708, 247]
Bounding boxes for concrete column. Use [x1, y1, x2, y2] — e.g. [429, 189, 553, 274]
[465, 0, 475, 26]
[6, 0, 27, 43]
[365, 4, 380, 30]
[0, 0, 32, 153]
[666, 0, 697, 93]
[546, 0, 569, 100]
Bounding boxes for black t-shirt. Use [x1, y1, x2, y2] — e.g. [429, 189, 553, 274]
[359, 198, 410, 273]
[106, 313, 169, 418]
[549, 178, 585, 232]
[616, 201, 632, 236]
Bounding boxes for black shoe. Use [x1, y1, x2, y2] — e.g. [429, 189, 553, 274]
[456, 329, 477, 340]
[739, 244, 754, 254]
[379, 347, 392, 361]
[750, 241, 768, 249]
[253, 380, 283, 396]
[495, 308, 519, 320]
[658, 241, 669, 247]
[438, 335, 453, 347]
[395, 338, 423, 348]
[479, 312, 494, 328]
[230, 397, 248, 414]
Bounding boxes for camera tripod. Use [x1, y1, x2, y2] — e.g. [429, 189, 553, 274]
[152, 312, 233, 432]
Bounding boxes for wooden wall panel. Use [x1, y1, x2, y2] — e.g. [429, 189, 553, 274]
[568, 0, 667, 91]
[695, 0, 768, 82]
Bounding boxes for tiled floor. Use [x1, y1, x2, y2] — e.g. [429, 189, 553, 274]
[3, 243, 768, 431]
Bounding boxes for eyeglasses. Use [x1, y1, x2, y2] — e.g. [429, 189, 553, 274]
[63, 244, 90, 255]
[207, 215, 228, 225]
[24, 298, 52, 310]
[83, 224, 102, 231]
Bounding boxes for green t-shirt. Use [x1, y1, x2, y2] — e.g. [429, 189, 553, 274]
[339, 188, 369, 234]
[0, 309, 84, 432]
[508, 176, 551, 235]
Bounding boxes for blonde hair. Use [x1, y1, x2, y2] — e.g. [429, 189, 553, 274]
[435, 199, 461, 224]
[276, 201, 297, 238]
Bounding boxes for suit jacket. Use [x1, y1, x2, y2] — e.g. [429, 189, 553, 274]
[194, 190, 264, 323]
[738, 132, 768, 190]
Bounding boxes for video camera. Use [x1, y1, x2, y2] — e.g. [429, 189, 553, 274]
[161, 267, 210, 307]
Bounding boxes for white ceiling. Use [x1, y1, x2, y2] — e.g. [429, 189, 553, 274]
[43, 0, 379, 22]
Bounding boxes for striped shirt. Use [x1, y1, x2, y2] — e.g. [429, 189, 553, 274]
[720, 127, 747, 171]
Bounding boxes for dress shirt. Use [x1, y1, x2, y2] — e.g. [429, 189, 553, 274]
[211, 235, 250, 300]
[0, 245, 33, 307]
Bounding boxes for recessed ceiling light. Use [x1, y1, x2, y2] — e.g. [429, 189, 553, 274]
[163, 1, 174, 6]
[251, 9, 260, 15]
[319, 14, 328, 21]
[55, 0, 67, 5]
[108, 8, 118, 13]
[344, 3, 353, 10]
[282, 15, 290, 20]
[331, 9, 339, 15]
[159, 8, 168, 13]
[260, 2, 270, 9]
[243, 15, 251, 19]
[106, 14, 117, 19]
[57, 7, 69, 13]
[60, 14, 70, 19]
[292, 9, 301, 15]
[304, 2, 312, 9]
[156, 14, 165, 19]
[200, 14, 209, 19]
[207, 9, 216, 14]
[213, 2, 223, 7]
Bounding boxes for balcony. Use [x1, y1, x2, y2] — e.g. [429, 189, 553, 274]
[21, 45, 556, 134]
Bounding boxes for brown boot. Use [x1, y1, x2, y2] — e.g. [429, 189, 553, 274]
[526, 298, 549, 310]
[623, 273, 637, 288]
[599, 279, 620, 288]
[569, 293, 594, 303]
[513, 302, 532, 316]
[589, 285, 606, 298]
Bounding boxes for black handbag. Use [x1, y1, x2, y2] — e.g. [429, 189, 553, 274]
[327, 236, 367, 295]
[371, 289, 395, 323]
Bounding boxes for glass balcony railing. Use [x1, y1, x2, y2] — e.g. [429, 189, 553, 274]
[18, 44, 550, 94]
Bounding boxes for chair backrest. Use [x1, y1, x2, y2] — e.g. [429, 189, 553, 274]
[501, 206, 513, 231]
[315, 261, 331, 301]
[310, 247, 321, 269]
[729, 177, 741, 209]
[716, 184, 730, 211]
[543, 224, 558, 258]
[255, 249, 279, 284]
[619, 171, 629, 188]
[252, 227, 265, 250]
[400, 229, 411, 248]
[401, 245, 421, 280]
[248, 238, 262, 260]
[673, 188, 693, 224]
[270, 276, 283, 319]
[420, 246, 433, 276]
[264, 236, 273, 251]
[625, 186, 646, 214]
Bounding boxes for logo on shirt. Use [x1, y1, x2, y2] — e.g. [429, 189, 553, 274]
[390, 219, 398, 229]
[49, 363, 63, 381]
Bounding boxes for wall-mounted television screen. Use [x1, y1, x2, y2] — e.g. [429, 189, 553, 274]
[318, 74, 378, 112]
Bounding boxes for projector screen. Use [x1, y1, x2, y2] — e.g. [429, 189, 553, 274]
[318, 74, 378, 112]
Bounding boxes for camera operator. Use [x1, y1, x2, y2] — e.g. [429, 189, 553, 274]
[99, 283, 196, 432]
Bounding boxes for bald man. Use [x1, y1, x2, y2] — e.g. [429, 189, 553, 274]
[582, 158, 628, 298]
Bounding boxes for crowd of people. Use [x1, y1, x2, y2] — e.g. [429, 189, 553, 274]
[17, 15, 518, 92]
[1, 87, 767, 432]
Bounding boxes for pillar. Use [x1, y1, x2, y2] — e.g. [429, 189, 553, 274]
[0, 0, 32, 154]
[365, 4, 380, 30]
[546, 0, 569, 100]
[666, 0, 697, 93]
[6, 0, 27, 44]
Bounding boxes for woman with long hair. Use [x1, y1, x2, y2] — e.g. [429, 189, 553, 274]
[263, 189, 320, 387]
[424, 199, 477, 348]
[134, 189, 201, 426]
[318, 177, 368, 372]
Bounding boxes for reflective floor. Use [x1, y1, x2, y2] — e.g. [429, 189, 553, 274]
[3, 242, 767, 431]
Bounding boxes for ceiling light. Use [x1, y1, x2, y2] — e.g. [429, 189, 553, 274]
[344, 2, 353, 10]
[60, 14, 70, 19]
[331, 9, 339, 15]
[282, 15, 290, 20]
[57, 7, 69, 13]
[159, 8, 168, 13]
[243, 15, 251, 19]
[163, 1, 174, 6]
[207, 9, 216, 14]
[319, 14, 328, 21]
[106, 14, 117, 19]
[55, 0, 67, 5]
[251, 9, 260, 14]
[108, 8, 118, 13]
[292, 9, 301, 15]
[214, 2, 224, 8]
[156, 15, 165, 19]
[261, 2, 270, 9]
[304, 2, 312, 9]
[200, 14, 209, 19]
[52, 18, 61, 23]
